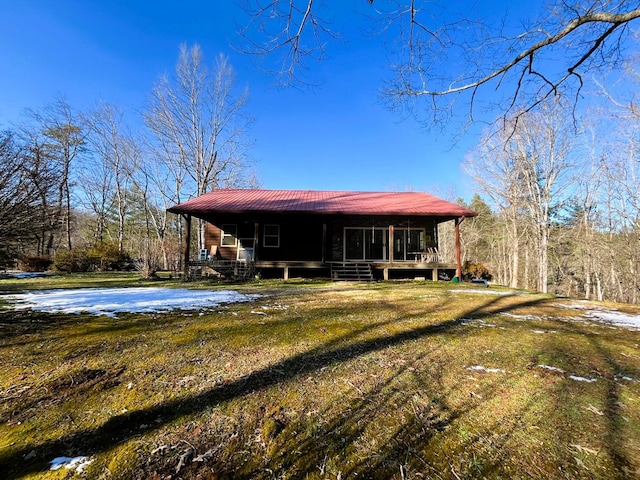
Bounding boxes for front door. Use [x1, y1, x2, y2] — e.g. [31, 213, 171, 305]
[393, 228, 426, 261]
[344, 228, 387, 261]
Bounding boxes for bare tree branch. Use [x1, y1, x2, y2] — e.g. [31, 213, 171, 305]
[238, 0, 342, 85]
[237, 0, 640, 126]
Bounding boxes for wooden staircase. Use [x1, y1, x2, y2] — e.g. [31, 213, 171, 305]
[330, 262, 374, 281]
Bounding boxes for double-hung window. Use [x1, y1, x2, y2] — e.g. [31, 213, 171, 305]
[263, 224, 280, 247]
[221, 224, 237, 246]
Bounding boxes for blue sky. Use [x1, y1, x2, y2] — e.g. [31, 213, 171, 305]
[0, 1, 524, 198]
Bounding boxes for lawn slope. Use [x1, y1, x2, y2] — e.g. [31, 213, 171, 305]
[1, 276, 639, 479]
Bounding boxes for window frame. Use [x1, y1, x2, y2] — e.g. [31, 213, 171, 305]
[263, 224, 280, 248]
[343, 227, 387, 261]
[220, 224, 238, 247]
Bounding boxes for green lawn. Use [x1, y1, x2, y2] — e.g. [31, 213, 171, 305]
[1, 274, 639, 479]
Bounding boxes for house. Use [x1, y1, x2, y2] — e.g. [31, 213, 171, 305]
[167, 189, 477, 280]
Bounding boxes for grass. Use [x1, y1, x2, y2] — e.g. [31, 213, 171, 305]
[1, 274, 640, 479]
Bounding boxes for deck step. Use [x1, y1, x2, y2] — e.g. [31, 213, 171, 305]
[330, 263, 373, 281]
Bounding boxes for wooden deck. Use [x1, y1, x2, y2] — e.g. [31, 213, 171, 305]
[188, 259, 456, 281]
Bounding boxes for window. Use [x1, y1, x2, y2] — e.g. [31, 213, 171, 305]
[263, 224, 280, 247]
[407, 229, 425, 251]
[221, 224, 237, 246]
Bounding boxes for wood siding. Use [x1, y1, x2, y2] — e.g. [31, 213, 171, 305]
[203, 214, 439, 263]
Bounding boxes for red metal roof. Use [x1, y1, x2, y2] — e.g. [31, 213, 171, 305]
[167, 189, 477, 217]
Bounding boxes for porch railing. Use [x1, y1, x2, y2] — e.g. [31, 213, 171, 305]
[187, 259, 255, 279]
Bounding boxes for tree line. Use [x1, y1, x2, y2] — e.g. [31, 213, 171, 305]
[0, 45, 254, 276]
[453, 91, 640, 304]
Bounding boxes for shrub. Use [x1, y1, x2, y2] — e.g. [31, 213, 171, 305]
[52, 248, 97, 273]
[18, 255, 53, 272]
[463, 261, 493, 281]
[53, 244, 133, 273]
[86, 243, 132, 271]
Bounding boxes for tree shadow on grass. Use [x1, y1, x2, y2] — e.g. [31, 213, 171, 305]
[534, 319, 640, 478]
[0, 293, 553, 478]
[239, 349, 460, 479]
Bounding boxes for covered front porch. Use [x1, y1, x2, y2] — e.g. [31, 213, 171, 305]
[187, 257, 459, 281]
[169, 189, 476, 282]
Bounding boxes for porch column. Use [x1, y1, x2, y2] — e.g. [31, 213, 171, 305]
[389, 225, 394, 264]
[455, 216, 466, 280]
[182, 214, 192, 279]
[322, 223, 327, 263]
[253, 222, 259, 261]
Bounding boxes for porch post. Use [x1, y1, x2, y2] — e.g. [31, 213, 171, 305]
[253, 222, 259, 261]
[389, 225, 394, 264]
[182, 214, 192, 279]
[322, 223, 327, 263]
[455, 216, 465, 280]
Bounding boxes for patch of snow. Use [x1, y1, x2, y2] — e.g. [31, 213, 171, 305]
[261, 303, 289, 310]
[539, 365, 598, 383]
[538, 364, 565, 373]
[539, 302, 640, 331]
[467, 365, 505, 373]
[50, 456, 94, 472]
[502, 312, 543, 321]
[2, 271, 49, 279]
[569, 375, 597, 383]
[449, 289, 523, 296]
[5, 287, 259, 317]
[583, 310, 640, 330]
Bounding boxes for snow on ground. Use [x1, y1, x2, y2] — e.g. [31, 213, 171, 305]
[583, 309, 640, 330]
[4, 287, 260, 317]
[467, 365, 505, 373]
[449, 288, 522, 296]
[453, 290, 640, 330]
[559, 302, 640, 330]
[0, 271, 49, 279]
[569, 375, 597, 383]
[50, 456, 94, 472]
[537, 365, 598, 383]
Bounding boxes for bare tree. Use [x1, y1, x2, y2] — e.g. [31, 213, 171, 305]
[463, 130, 527, 288]
[599, 134, 640, 303]
[512, 103, 576, 293]
[82, 102, 138, 251]
[145, 44, 253, 250]
[21, 99, 87, 252]
[0, 131, 41, 263]
[239, 1, 640, 125]
[464, 100, 576, 292]
[18, 130, 59, 256]
[15, 99, 86, 255]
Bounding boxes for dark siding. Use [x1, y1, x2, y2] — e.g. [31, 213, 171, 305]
[203, 213, 442, 263]
[259, 215, 324, 261]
